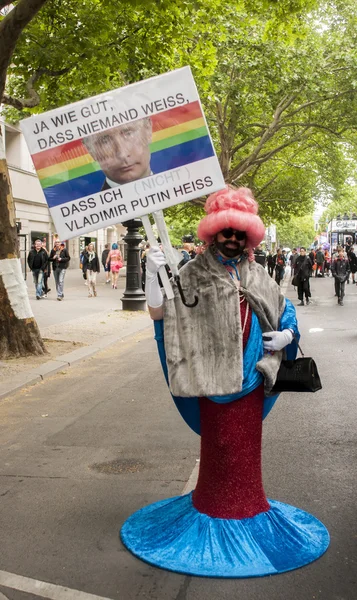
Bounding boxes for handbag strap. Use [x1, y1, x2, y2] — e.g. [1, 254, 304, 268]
[292, 333, 305, 358]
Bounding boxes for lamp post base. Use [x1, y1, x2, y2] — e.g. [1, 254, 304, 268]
[121, 297, 147, 311]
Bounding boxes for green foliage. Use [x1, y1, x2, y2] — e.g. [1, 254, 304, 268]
[2, 0, 357, 228]
[164, 203, 205, 246]
[207, 0, 357, 219]
[3, 0, 222, 115]
[320, 185, 357, 225]
[276, 214, 315, 249]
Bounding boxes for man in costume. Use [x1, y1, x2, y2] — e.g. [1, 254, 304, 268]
[121, 186, 329, 577]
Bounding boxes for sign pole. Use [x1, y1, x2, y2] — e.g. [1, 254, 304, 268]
[152, 210, 179, 278]
[141, 214, 174, 300]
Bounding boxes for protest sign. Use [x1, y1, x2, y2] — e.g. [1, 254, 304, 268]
[21, 67, 225, 240]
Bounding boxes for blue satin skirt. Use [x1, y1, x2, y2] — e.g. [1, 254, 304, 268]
[121, 492, 329, 578]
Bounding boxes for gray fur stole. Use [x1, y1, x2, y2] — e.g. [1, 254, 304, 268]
[163, 246, 286, 397]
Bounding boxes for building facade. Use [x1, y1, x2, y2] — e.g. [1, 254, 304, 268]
[1, 119, 127, 277]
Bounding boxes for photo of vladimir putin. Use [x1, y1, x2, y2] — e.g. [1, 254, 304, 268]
[83, 117, 153, 190]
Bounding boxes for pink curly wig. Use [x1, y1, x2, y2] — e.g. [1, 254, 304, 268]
[197, 186, 265, 260]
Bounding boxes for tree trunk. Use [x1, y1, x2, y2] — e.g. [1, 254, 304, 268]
[0, 132, 46, 358]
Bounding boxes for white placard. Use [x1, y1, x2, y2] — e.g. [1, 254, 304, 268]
[20, 67, 225, 240]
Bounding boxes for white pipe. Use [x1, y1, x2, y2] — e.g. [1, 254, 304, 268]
[152, 210, 180, 278]
[141, 215, 174, 300]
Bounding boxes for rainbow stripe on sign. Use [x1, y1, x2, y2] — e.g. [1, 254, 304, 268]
[32, 101, 214, 208]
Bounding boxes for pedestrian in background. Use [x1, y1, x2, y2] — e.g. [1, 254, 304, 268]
[254, 244, 266, 268]
[347, 246, 357, 284]
[41, 237, 51, 297]
[267, 251, 274, 277]
[309, 249, 316, 275]
[83, 243, 100, 297]
[289, 248, 298, 278]
[274, 248, 285, 285]
[49, 241, 70, 301]
[80, 246, 88, 286]
[106, 243, 123, 289]
[188, 244, 197, 259]
[101, 243, 111, 284]
[141, 243, 150, 291]
[294, 247, 312, 306]
[27, 239, 48, 300]
[324, 248, 331, 277]
[331, 248, 350, 306]
[315, 247, 325, 277]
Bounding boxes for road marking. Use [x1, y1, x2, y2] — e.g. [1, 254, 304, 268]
[181, 459, 199, 495]
[0, 571, 114, 600]
[309, 328, 324, 332]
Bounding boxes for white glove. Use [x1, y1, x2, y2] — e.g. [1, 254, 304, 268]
[263, 329, 293, 352]
[145, 247, 166, 308]
[146, 246, 166, 275]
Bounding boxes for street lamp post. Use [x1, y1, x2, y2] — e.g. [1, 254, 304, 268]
[121, 219, 146, 311]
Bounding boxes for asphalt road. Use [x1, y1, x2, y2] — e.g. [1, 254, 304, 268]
[0, 275, 356, 600]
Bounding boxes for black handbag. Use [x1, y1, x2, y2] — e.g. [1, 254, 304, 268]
[272, 339, 322, 393]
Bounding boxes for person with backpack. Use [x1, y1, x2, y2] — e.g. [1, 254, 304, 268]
[315, 247, 325, 277]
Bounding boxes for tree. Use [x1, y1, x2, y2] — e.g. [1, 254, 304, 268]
[1, 0, 356, 358]
[276, 214, 315, 249]
[202, 0, 357, 223]
[0, 0, 48, 358]
[0, 0, 220, 358]
[0, 0, 231, 356]
[163, 203, 205, 246]
[319, 184, 357, 228]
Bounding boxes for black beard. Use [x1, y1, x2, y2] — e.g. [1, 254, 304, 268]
[215, 239, 244, 258]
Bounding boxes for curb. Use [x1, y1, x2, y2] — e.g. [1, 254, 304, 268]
[0, 321, 152, 401]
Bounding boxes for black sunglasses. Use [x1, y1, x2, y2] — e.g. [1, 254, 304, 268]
[220, 228, 246, 241]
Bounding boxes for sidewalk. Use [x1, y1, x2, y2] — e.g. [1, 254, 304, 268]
[0, 268, 152, 399]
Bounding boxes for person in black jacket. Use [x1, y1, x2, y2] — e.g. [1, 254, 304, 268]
[49, 241, 71, 301]
[347, 246, 357, 284]
[41, 237, 51, 297]
[27, 239, 48, 300]
[101, 243, 111, 284]
[294, 247, 312, 306]
[83, 243, 100, 297]
[267, 251, 274, 277]
[273, 248, 285, 285]
[331, 248, 350, 305]
[254, 244, 266, 268]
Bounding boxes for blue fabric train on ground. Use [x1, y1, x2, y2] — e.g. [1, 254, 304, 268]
[121, 186, 329, 577]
